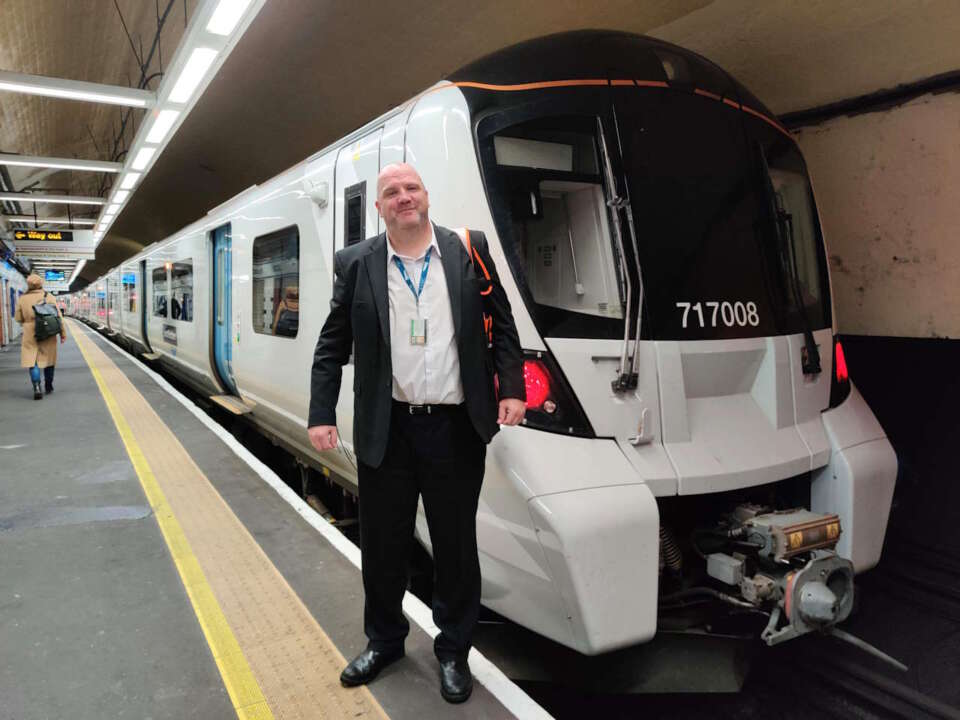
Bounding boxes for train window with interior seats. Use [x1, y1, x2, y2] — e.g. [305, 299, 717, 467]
[122, 272, 137, 313]
[170, 260, 194, 322]
[152, 267, 168, 318]
[252, 225, 299, 338]
[344, 182, 366, 247]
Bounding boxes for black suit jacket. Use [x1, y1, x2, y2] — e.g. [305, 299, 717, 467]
[308, 224, 526, 468]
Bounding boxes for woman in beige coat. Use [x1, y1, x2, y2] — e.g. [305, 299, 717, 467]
[14, 273, 67, 399]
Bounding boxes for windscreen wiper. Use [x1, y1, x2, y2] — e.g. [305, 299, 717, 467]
[758, 144, 821, 375]
[597, 116, 637, 391]
[611, 102, 646, 385]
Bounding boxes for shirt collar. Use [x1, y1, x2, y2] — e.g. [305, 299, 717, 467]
[386, 223, 440, 264]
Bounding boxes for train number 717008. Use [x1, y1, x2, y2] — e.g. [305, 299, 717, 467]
[676, 301, 760, 329]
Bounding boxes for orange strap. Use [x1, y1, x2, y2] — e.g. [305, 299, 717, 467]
[455, 227, 493, 290]
[455, 228, 495, 345]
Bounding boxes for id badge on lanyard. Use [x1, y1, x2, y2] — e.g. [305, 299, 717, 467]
[410, 317, 427, 345]
[394, 247, 432, 346]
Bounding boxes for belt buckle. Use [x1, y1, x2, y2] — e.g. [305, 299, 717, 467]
[408, 404, 431, 415]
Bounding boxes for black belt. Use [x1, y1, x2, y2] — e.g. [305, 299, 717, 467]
[392, 400, 464, 416]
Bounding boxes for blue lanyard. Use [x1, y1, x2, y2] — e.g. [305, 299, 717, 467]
[392, 246, 432, 303]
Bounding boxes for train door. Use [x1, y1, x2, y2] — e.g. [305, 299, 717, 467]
[0, 278, 7, 346]
[212, 223, 237, 394]
[334, 129, 382, 255]
[139, 260, 151, 351]
[108, 271, 120, 331]
[330, 128, 382, 456]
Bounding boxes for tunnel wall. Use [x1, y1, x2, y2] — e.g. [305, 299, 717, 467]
[794, 91, 960, 340]
[792, 91, 960, 555]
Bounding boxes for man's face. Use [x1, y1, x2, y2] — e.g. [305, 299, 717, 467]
[376, 166, 429, 233]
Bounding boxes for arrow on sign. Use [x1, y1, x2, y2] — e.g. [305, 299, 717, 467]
[14, 231, 25, 239]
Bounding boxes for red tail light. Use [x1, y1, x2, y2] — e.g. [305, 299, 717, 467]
[523, 360, 551, 410]
[835, 340, 849, 383]
[829, 337, 851, 408]
[519, 351, 593, 437]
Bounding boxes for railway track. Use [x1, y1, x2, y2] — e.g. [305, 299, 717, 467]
[760, 637, 960, 720]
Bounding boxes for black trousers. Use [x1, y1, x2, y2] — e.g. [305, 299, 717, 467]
[357, 401, 486, 662]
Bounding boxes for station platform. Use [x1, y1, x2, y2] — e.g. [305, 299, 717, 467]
[0, 320, 546, 720]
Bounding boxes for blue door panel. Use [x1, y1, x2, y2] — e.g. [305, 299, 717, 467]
[213, 225, 237, 394]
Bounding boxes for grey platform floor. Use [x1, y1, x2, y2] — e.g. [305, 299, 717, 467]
[0, 327, 520, 719]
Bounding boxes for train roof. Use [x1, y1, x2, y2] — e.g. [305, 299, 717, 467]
[446, 30, 775, 121]
[70, 31, 782, 294]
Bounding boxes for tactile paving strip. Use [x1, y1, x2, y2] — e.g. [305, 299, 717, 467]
[71, 321, 388, 720]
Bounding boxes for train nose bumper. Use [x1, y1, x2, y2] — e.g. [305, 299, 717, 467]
[527, 483, 660, 654]
[761, 552, 855, 646]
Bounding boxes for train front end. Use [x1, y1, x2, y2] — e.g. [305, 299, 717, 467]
[441, 31, 897, 656]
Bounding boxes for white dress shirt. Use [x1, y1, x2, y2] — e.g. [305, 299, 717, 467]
[387, 225, 465, 405]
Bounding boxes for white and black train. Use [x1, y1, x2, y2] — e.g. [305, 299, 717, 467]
[70, 31, 897, 658]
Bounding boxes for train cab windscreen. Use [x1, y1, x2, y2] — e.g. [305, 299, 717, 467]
[480, 116, 626, 340]
[477, 94, 831, 342]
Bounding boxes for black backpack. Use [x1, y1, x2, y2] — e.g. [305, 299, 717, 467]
[33, 294, 62, 341]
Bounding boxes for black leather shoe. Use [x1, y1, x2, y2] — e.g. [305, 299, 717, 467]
[33, 382, 42, 400]
[439, 659, 472, 703]
[45, 385, 53, 394]
[340, 647, 404, 687]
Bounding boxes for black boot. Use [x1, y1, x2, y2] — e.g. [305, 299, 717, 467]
[439, 659, 473, 703]
[33, 382, 43, 400]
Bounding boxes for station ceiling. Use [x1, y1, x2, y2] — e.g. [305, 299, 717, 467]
[1, 0, 957, 288]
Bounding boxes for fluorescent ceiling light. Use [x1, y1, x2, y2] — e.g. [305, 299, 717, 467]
[68, 259, 87, 284]
[8, 216, 96, 225]
[119, 172, 141, 190]
[206, 0, 254, 35]
[131, 147, 156, 171]
[0, 154, 121, 173]
[101, 211, 116, 220]
[0, 192, 105, 205]
[145, 109, 180, 143]
[107, 203, 121, 214]
[0, 70, 153, 108]
[112, 190, 130, 203]
[168, 48, 218, 103]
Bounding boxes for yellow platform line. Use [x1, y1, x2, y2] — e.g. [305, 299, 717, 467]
[71, 324, 273, 720]
[70, 321, 388, 720]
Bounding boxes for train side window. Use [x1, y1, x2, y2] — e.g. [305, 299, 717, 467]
[252, 225, 299, 338]
[122, 271, 137, 313]
[171, 260, 194, 322]
[108, 279, 120, 320]
[152, 267, 168, 318]
[344, 181, 366, 247]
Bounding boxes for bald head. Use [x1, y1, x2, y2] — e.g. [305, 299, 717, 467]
[375, 162, 430, 237]
[376, 163, 426, 199]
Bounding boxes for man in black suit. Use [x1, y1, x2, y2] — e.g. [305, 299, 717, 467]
[307, 163, 526, 703]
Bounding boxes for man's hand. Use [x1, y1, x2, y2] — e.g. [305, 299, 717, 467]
[60, 336, 65, 344]
[308, 425, 339, 451]
[497, 398, 526, 426]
